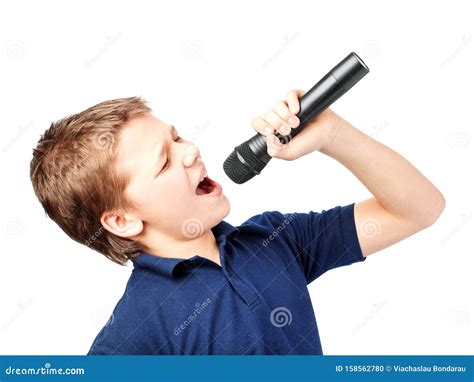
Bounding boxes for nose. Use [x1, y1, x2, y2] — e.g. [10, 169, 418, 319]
[180, 143, 201, 168]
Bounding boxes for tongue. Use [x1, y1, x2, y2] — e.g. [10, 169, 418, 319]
[196, 177, 216, 195]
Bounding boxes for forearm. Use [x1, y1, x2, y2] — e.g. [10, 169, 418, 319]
[320, 117, 445, 226]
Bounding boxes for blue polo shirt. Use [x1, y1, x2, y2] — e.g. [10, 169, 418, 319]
[87, 203, 366, 355]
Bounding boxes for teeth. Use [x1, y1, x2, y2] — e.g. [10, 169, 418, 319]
[199, 172, 207, 183]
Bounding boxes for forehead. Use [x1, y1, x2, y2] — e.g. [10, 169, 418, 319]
[114, 114, 169, 174]
[123, 113, 165, 139]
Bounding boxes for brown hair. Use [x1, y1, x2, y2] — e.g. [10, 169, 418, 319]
[30, 96, 151, 265]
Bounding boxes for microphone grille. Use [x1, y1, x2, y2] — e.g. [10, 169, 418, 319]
[223, 142, 270, 184]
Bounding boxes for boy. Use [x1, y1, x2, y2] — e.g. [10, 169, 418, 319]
[30, 90, 445, 355]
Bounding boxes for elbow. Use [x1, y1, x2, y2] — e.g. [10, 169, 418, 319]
[420, 192, 446, 228]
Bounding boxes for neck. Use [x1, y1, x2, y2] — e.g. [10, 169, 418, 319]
[139, 227, 221, 267]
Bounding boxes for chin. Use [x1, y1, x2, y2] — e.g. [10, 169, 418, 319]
[218, 194, 231, 218]
[221, 195, 231, 217]
[209, 195, 231, 226]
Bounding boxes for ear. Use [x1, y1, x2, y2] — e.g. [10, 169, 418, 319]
[100, 210, 144, 238]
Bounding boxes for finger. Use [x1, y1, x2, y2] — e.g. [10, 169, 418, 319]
[264, 109, 291, 136]
[286, 89, 306, 114]
[274, 100, 300, 130]
[266, 133, 296, 160]
[265, 133, 284, 157]
[251, 117, 273, 136]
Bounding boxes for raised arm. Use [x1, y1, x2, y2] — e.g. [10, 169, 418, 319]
[251, 90, 445, 257]
[319, 114, 445, 257]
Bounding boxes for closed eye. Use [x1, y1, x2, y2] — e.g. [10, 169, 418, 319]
[156, 136, 183, 176]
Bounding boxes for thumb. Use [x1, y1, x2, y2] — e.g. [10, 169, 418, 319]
[265, 132, 297, 161]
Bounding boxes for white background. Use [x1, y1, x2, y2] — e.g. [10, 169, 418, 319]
[0, 0, 472, 355]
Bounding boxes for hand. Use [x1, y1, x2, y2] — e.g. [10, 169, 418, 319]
[251, 89, 343, 160]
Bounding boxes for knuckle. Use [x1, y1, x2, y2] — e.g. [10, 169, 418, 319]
[264, 111, 278, 127]
[275, 100, 286, 109]
[277, 100, 289, 113]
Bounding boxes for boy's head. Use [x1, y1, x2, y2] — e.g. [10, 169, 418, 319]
[30, 97, 230, 265]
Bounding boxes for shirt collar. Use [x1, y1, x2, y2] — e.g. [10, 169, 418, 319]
[212, 219, 239, 242]
[132, 219, 239, 277]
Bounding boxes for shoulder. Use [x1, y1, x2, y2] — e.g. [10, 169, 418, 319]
[239, 210, 293, 233]
[87, 269, 169, 355]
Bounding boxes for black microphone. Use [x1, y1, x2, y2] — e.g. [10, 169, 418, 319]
[223, 51, 369, 184]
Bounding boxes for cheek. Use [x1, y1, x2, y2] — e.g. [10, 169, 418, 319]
[127, 174, 197, 221]
[161, 174, 192, 198]
[150, 175, 195, 215]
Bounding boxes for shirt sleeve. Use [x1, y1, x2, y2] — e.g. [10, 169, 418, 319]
[253, 203, 366, 284]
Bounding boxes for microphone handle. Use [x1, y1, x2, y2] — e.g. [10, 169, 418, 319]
[248, 51, 369, 160]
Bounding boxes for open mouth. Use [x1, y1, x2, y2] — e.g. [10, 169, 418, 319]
[195, 176, 222, 197]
